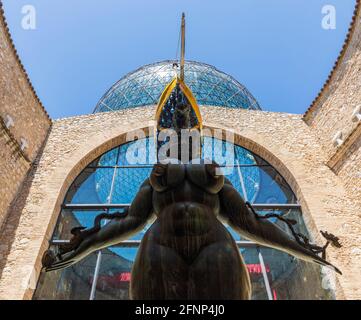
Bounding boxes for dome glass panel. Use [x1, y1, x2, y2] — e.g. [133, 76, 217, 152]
[94, 61, 261, 112]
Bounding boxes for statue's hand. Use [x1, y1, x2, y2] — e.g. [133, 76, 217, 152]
[42, 192, 152, 272]
[42, 214, 113, 271]
[42, 235, 95, 272]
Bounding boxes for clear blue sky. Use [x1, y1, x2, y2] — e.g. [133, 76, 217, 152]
[2, 0, 356, 119]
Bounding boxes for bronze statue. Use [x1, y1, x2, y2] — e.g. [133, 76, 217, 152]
[42, 13, 341, 299]
[43, 161, 341, 299]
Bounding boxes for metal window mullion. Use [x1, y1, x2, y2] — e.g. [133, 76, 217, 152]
[224, 87, 242, 104]
[236, 159, 248, 202]
[87, 164, 272, 169]
[62, 203, 301, 210]
[52, 239, 259, 247]
[132, 77, 157, 102]
[114, 86, 132, 105]
[89, 166, 118, 300]
[257, 247, 273, 300]
[224, 164, 271, 168]
[108, 167, 118, 204]
[202, 78, 224, 102]
[89, 251, 102, 300]
[115, 146, 121, 165]
[100, 101, 115, 112]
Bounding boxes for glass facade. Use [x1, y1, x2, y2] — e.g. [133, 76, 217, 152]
[94, 61, 261, 113]
[34, 137, 334, 300]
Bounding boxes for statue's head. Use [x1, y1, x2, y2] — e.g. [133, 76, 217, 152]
[155, 77, 203, 164]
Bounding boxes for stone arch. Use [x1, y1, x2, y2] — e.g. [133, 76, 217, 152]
[0, 108, 357, 299]
[33, 125, 336, 298]
[48, 124, 314, 249]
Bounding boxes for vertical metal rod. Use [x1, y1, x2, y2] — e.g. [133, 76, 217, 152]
[236, 159, 248, 202]
[89, 251, 102, 300]
[180, 12, 186, 81]
[89, 167, 118, 299]
[108, 167, 118, 204]
[257, 247, 273, 300]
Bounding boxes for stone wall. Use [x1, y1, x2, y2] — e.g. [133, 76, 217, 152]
[303, 1, 361, 208]
[0, 106, 359, 299]
[0, 128, 31, 229]
[331, 125, 361, 209]
[0, 3, 51, 228]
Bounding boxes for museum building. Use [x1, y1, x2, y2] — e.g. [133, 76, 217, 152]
[0, 1, 360, 300]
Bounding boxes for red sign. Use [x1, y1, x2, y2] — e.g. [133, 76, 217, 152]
[108, 264, 270, 284]
[94, 264, 271, 289]
[246, 264, 270, 274]
[118, 272, 131, 282]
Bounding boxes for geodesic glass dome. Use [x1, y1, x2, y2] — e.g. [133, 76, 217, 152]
[94, 60, 261, 112]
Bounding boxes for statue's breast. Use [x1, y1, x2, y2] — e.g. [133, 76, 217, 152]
[149, 163, 186, 192]
[185, 163, 224, 194]
[149, 162, 224, 194]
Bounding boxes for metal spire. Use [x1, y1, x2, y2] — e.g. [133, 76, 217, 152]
[180, 13, 185, 81]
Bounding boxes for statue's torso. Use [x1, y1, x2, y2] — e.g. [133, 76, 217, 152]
[146, 163, 233, 262]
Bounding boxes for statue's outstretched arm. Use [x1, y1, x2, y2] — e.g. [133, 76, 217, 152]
[44, 178, 154, 271]
[218, 179, 341, 274]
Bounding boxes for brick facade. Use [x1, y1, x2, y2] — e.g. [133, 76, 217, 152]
[0, 3, 51, 229]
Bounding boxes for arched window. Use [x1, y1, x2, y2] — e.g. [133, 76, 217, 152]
[34, 137, 334, 300]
